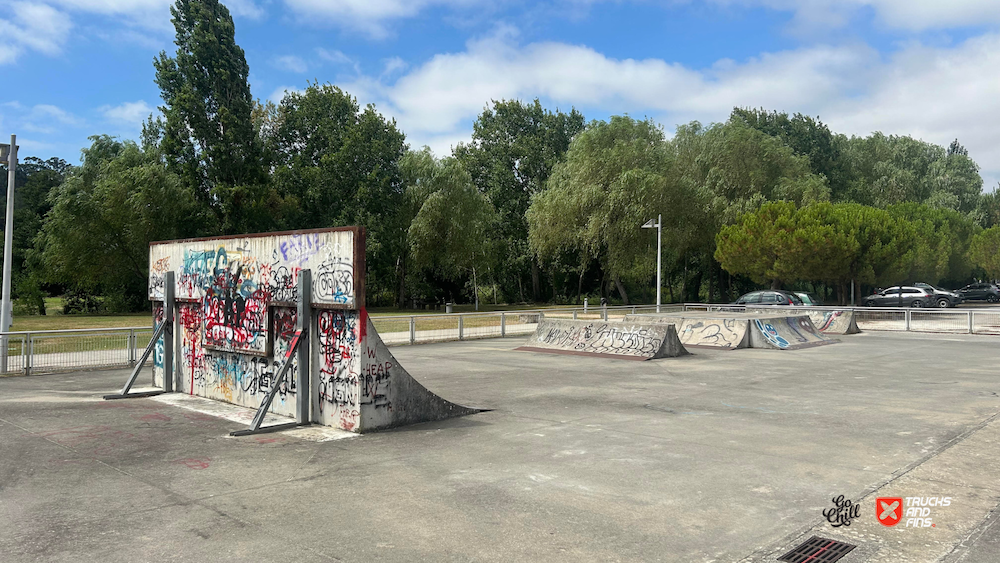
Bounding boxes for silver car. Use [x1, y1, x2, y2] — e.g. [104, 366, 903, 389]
[862, 286, 934, 308]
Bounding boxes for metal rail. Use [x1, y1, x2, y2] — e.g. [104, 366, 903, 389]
[679, 303, 1000, 335]
[4, 302, 998, 377]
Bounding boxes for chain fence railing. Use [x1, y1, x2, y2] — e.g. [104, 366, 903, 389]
[6, 303, 995, 376]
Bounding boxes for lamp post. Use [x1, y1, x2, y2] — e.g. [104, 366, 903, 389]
[0, 135, 17, 374]
[642, 214, 662, 313]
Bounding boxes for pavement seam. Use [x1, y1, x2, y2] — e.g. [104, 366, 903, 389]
[738, 408, 1000, 562]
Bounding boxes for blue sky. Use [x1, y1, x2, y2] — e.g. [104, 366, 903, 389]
[2, 0, 1000, 188]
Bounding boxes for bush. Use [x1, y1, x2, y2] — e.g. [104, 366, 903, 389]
[62, 290, 103, 314]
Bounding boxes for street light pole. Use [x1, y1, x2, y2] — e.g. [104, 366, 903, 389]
[642, 214, 662, 313]
[1, 135, 16, 374]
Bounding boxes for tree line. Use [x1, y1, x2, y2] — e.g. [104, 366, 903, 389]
[3, 0, 1000, 315]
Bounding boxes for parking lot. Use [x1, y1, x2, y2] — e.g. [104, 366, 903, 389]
[2, 330, 1000, 562]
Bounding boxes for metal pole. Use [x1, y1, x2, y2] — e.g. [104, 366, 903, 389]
[656, 214, 662, 313]
[458, 316, 464, 340]
[295, 269, 311, 425]
[409, 316, 415, 344]
[1, 135, 16, 374]
[501, 313, 506, 337]
[162, 272, 174, 393]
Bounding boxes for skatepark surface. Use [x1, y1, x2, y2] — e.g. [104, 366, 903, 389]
[3, 331, 1000, 562]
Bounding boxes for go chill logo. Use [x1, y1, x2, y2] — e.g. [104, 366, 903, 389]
[877, 496, 951, 528]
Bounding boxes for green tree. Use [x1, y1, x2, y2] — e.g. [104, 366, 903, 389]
[270, 83, 407, 305]
[407, 157, 497, 304]
[715, 202, 855, 289]
[39, 136, 198, 312]
[529, 116, 692, 305]
[153, 0, 267, 232]
[969, 226, 1000, 280]
[0, 157, 72, 314]
[455, 99, 585, 302]
[886, 203, 978, 284]
[730, 108, 848, 201]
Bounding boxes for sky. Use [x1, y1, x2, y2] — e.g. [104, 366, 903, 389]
[2, 0, 1000, 189]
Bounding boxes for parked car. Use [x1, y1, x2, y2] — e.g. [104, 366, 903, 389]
[913, 283, 962, 308]
[862, 286, 934, 308]
[733, 290, 803, 306]
[794, 292, 823, 306]
[956, 282, 1000, 303]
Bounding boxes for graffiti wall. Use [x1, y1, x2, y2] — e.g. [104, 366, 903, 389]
[150, 227, 475, 432]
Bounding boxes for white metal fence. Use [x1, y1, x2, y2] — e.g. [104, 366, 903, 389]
[5, 303, 993, 376]
[680, 303, 1000, 335]
[0, 327, 155, 376]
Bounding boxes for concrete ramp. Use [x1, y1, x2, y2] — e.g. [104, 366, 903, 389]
[518, 318, 689, 361]
[743, 307, 862, 335]
[357, 312, 480, 431]
[807, 310, 861, 335]
[674, 318, 750, 349]
[748, 316, 838, 350]
[626, 311, 838, 350]
[623, 313, 750, 350]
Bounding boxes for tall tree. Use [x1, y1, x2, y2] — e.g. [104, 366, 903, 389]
[407, 157, 497, 304]
[528, 116, 691, 305]
[270, 83, 407, 305]
[153, 0, 266, 231]
[455, 99, 585, 302]
[970, 226, 1000, 280]
[730, 108, 848, 201]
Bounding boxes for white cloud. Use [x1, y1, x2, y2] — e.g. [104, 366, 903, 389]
[0, 2, 73, 64]
[101, 100, 155, 124]
[711, 0, 1000, 33]
[341, 28, 1000, 188]
[269, 85, 304, 103]
[284, 0, 478, 37]
[274, 55, 308, 73]
[0, 102, 84, 135]
[50, 0, 263, 26]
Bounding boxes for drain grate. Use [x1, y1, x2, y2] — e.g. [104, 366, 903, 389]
[777, 536, 856, 563]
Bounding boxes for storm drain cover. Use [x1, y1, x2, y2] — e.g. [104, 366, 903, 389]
[777, 536, 856, 563]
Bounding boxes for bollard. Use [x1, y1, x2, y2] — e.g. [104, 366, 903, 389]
[410, 316, 416, 344]
[458, 316, 464, 340]
[501, 313, 506, 337]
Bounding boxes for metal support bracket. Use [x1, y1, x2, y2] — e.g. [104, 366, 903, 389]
[230, 328, 307, 436]
[103, 319, 167, 400]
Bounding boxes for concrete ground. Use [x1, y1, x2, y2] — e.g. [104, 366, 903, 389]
[2, 331, 1000, 562]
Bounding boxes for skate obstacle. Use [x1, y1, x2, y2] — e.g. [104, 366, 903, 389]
[518, 318, 689, 360]
[624, 311, 839, 350]
[108, 227, 478, 434]
[742, 308, 861, 335]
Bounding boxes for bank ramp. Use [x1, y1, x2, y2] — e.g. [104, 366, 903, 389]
[518, 318, 689, 361]
[743, 307, 861, 335]
[625, 312, 838, 350]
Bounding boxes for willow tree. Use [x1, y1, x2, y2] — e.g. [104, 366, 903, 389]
[528, 116, 695, 305]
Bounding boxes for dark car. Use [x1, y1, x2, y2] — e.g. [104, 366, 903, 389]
[913, 283, 962, 308]
[862, 286, 933, 308]
[734, 290, 803, 306]
[956, 282, 1000, 303]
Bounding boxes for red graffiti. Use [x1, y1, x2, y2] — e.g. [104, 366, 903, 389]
[173, 457, 211, 470]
